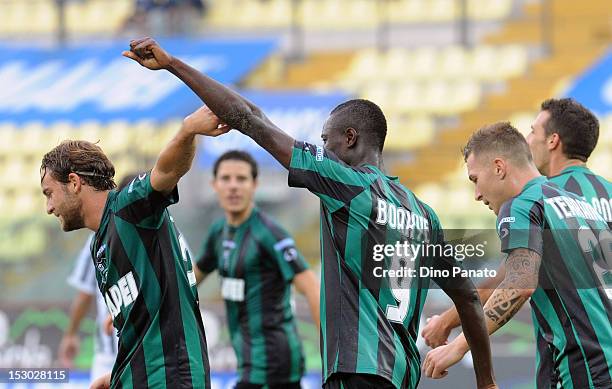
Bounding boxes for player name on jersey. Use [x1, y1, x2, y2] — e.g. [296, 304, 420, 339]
[375, 197, 430, 238]
[104, 271, 139, 319]
[589, 196, 612, 222]
[544, 195, 606, 222]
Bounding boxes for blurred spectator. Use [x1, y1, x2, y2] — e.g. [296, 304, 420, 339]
[121, 0, 207, 36]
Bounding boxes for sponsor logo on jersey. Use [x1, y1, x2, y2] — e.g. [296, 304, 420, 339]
[95, 244, 108, 286]
[128, 173, 147, 194]
[104, 271, 139, 319]
[497, 216, 515, 230]
[274, 238, 298, 262]
[497, 216, 515, 239]
[316, 146, 324, 161]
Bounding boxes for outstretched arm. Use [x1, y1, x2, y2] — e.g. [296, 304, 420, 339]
[151, 106, 229, 194]
[123, 37, 294, 168]
[421, 261, 506, 348]
[424, 248, 540, 381]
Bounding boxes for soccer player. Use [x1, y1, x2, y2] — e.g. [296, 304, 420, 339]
[422, 122, 612, 388]
[123, 37, 497, 389]
[40, 107, 229, 389]
[421, 98, 611, 386]
[193, 150, 320, 389]
[58, 173, 138, 383]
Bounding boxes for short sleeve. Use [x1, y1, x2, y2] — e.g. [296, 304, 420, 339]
[67, 234, 97, 295]
[196, 221, 222, 274]
[288, 141, 374, 212]
[114, 172, 178, 229]
[259, 215, 308, 282]
[497, 197, 544, 255]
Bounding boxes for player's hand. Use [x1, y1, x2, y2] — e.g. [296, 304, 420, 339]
[103, 315, 113, 336]
[422, 341, 466, 379]
[183, 106, 230, 137]
[58, 334, 79, 368]
[421, 315, 451, 348]
[90, 372, 111, 389]
[122, 37, 173, 70]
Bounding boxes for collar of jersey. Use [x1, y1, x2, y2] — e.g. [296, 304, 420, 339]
[558, 165, 590, 176]
[226, 206, 258, 231]
[94, 191, 115, 243]
[362, 164, 398, 180]
[520, 176, 547, 194]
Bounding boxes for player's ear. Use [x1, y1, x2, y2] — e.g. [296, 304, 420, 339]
[67, 172, 81, 193]
[346, 127, 358, 148]
[548, 132, 561, 151]
[493, 158, 506, 179]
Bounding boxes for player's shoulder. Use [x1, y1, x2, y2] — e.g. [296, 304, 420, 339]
[112, 172, 151, 205]
[499, 188, 542, 222]
[208, 217, 226, 233]
[414, 195, 440, 223]
[584, 169, 612, 191]
[252, 209, 291, 241]
[295, 141, 380, 175]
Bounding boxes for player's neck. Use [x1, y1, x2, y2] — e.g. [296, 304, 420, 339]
[354, 152, 384, 170]
[511, 164, 542, 196]
[547, 155, 586, 177]
[226, 203, 254, 227]
[84, 190, 111, 232]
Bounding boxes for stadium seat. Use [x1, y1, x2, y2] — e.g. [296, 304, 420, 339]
[384, 48, 412, 81]
[341, 48, 382, 86]
[385, 0, 428, 23]
[427, 0, 457, 22]
[600, 114, 612, 147]
[101, 120, 131, 156]
[509, 111, 537, 137]
[0, 123, 18, 155]
[385, 115, 435, 151]
[360, 82, 393, 114]
[438, 45, 469, 79]
[468, 0, 512, 21]
[405, 46, 438, 79]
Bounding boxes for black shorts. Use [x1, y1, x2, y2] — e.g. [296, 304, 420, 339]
[323, 373, 395, 389]
[234, 380, 301, 389]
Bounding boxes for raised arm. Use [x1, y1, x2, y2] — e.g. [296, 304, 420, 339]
[422, 261, 506, 348]
[151, 106, 229, 194]
[123, 37, 295, 168]
[424, 248, 540, 381]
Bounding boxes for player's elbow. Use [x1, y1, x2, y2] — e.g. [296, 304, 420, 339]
[450, 287, 481, 308]
[223, 106, 257, 131]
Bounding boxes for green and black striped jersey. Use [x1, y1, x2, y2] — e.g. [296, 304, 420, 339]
[91, 173, 210, 389]
[550, 166, 611, 228]
[288, 141, 447, 389]
[533, 166, 612, 388]
[195, 208, 308, 385]
[497, 176, 612, 389]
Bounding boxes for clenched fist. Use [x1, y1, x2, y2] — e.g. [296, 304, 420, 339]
[122, 37, 173, 70]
